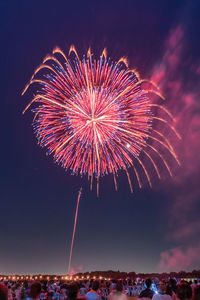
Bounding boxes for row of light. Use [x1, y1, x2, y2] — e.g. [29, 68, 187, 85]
[0, 275, 111, 281]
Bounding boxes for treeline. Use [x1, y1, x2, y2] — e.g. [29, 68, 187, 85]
[75, 269, 200, 279]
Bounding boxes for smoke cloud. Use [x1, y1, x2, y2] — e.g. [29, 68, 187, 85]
[152, 25, 200, 272]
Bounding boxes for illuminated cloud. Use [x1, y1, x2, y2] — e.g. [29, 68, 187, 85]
[152, 25, 200, 271]
[158, 244, 200, 272]
[70, 265, 84, 275]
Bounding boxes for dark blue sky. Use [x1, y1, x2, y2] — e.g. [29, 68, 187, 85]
[1, 0, 200, 275]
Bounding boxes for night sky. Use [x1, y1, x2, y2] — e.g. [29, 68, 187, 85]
[1, 0, 200, 275]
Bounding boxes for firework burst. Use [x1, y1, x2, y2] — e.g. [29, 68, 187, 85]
[22, 46, 180, 194]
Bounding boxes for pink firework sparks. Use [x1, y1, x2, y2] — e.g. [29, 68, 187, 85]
[68, 187, 82, 275]
[22, 46, 180, 194]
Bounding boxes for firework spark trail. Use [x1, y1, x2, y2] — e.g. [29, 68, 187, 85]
[68, 187, 82, 275]
[22, 46, 180, 193]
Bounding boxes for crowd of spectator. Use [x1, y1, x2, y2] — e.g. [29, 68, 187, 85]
[0, 276, 199, 300]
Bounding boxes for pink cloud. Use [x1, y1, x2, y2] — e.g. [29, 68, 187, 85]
[151, 25, 200, 271]
[151, 26, 183, 86]
[167, 221, 200, 241]
[151, 25, 200, 184]
[158, 244, 200, 272]
[196, 65, 200, 75]
[167, 26, 183, 49]
[70, 265, 84, 275]
[151, 25, 200, 183]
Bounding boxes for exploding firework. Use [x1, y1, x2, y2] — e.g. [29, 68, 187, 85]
[22, 46, 180, 194]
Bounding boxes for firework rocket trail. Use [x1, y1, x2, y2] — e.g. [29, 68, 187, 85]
[22, 46, 180, 193]
[68, 187, 82, 275]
